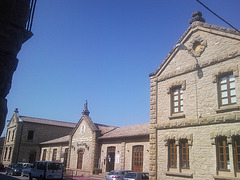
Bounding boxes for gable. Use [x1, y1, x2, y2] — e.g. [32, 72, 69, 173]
[72, 116, 95, 142]
[150, 21, 240, 80]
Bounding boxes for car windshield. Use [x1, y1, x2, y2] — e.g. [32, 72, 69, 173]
[125, 173, 136, 178]
[108, 171, 117, 175]
[48, 163, 62, 170]
[13, 164, 23, 168]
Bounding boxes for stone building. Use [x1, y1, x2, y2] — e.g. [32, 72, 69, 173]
[1, 108, 75, 167]
[39, 102, 150, 176]
[149, 11, 240, 180]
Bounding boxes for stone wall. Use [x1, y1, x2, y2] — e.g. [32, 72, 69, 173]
[149, 21, 240, 179]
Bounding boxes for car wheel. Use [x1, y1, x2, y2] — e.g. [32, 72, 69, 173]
[29, 173, 33, 180]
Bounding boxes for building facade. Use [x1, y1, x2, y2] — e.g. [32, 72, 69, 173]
[38, 102, 149, 176]
[149, 11, 240, 179]
[2, 108, 75, 167]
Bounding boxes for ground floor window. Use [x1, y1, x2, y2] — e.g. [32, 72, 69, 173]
[180, 139, 189, 169]
[29, 151, 36, 163]
[52, 149, 57, 161]
[132, 145, 144, 172]
[217, 136, 230, 171]
[168, 140, 177, 168]
[42, 149, 47, 161]
[233, 136, 240, 171]
[77, 150, 84, 169]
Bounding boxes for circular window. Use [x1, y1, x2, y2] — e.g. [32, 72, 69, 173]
[193, 41, 201, 51]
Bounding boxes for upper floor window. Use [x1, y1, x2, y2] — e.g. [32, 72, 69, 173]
[168, 140, 177, 168]
[180, 139, 189, 169]
[171, 87, 183, 114]
[7, 130, 10, 142]
[217, 136, 230, 171]
[27, 130, 34, 141]
[11, 130, 15, 141]
[233, 136, 240, 171]
[218, 74, 236, 106]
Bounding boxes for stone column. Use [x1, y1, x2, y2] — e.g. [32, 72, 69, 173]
[149, 78, 158, 180]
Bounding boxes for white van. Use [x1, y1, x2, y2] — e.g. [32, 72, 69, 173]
[29, 161, 63, 180]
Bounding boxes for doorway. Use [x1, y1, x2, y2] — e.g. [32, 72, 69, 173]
[132, 145, 143, 172]
[106, 146, 115, 172]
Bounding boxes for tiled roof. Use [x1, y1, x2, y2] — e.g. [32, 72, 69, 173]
[94, 123, 118, 135]
[20, 116, 76, 128]
[99, 123, 149, 139]
[40, 135, 70, 145]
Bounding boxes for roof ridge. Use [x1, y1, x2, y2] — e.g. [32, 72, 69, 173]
[20, 115, 76, 124]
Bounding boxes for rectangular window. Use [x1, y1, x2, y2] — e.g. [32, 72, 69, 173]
[180, 139, 189, 169]
[171, 87, 183, 114]
[64, 148, 69, 168]
[27, 130, 34, 141]
[7, 131, 10, 142]
[52, 149, 57, 161]
[42, 149, 47, 161]
[168, 140, 177, 168]
[217, 137, 230, 171]
[233, 136, 240, 171]
[11, 130, 15, 141]
[8, 147, 12, 160]
[219, 74, 236, 106]
[4, 147, 8, 160]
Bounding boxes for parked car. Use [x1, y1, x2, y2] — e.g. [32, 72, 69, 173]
[21, 163, 33, 177]
[5, 163, 23, 176]
[123, 172, 149, 180]
[0, 163, 4, 171]
[29, 161, 63, 180]
[105, 170, 133, 180]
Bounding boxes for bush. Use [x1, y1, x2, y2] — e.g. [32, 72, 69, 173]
[93, 168, 102, 174]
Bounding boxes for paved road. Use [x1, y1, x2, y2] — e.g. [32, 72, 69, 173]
[0, 172, 104, 180]
[0, 172, 28, 180]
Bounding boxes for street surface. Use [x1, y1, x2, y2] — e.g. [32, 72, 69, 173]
[0, 172, 104, 180]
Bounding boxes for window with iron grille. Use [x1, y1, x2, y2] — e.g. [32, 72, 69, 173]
[218, 74, 236, 106]
[180, 139, 189, 169]
[217, 137, 230, 171]
[168, 140, 177, 168]
[171, 87, 183, 114]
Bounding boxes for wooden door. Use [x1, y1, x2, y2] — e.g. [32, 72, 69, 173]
[132, 145, 143, 172]
[77, 150, 84, 169]
[106, 146, 115, 172]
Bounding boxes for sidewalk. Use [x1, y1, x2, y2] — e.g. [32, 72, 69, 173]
[64, 175, 105, 180]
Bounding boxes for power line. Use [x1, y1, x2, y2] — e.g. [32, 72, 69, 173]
[196, 0, 240, 33]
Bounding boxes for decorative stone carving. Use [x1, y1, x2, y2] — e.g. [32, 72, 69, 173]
[167, 80, 186, 94]
[212, 65, 239, 83]
[188, 35, 207, 57]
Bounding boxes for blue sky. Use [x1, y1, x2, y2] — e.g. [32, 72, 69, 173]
[1, 0, 240, 136]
